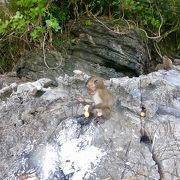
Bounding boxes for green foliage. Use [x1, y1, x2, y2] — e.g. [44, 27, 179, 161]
[84, 19, 92, 26]
[85, 0, 180, 36]
[46, 18, 61, 32]
[0, 0, 61, 42]
[0, 0, 180, 73]
[1, 0, 179, 47]
[121, 0, 180, 30]
[85, 0, 180, 55]
[0, 0, 67, 73]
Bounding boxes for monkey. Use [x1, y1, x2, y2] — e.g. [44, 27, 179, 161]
[162, 55, 173, 70]
[86, 76, 114, 121]
[155, 55, 173, 71]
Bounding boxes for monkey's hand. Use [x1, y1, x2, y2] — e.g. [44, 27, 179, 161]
[76, 96, 93, 105]
[76, 96, 85, 103]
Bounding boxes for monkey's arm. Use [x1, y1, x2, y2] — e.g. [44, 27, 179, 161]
[76, 96, 93, 105]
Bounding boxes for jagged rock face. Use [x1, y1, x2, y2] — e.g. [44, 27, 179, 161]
[16, 49, 124, 81]
[16, 22, 152, 81]
[71, 22, 149, 75]
[0, 68, 180, 179]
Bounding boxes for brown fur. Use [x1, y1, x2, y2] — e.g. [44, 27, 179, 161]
[162, 56, 173, 70]
[156, 56, 173, 71]
[86, 76, 114, 119]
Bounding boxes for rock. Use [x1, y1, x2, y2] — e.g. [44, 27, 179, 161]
[16, 83, 38, 96]
[71, 21, 150, 75]
[0, 73, 24, 89]
[15, 78, 53, 97]
[15, 21, 154, 81]
[15, 50, 65, 80]
[0, 67, 180, 179]
[0, 83, 17, 98]
[174, 58, 180, 66]
[41, 88, 68, 103]
[16, 49, 124, 81]
[37, 78, 53, 87]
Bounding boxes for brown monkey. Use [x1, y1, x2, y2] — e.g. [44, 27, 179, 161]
[156, 55, 173, 70]
[162, 55, 173, 70]
[86, 76, 114, 120]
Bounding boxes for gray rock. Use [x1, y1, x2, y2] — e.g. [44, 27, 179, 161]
[71, 22, 150, 75]
[0, 82, 17, 98]
[15, 78, 53, 97]
[0, 67, 180, 179]
[15, 22, 154, 81]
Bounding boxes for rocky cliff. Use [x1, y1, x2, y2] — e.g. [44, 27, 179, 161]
[0, 67, 180, 179]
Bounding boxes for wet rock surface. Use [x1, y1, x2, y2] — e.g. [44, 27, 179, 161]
[0, 67, 180, 179]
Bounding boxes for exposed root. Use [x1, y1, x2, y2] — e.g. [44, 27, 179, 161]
[42, 33, 63, 70]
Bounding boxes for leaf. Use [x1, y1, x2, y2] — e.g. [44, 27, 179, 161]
[85, 19, 92, 26]
[46, 18, 61, 32]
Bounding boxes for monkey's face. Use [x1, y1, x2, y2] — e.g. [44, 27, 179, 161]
[86, 76, 105, 95]
[86, 79, 97, 95]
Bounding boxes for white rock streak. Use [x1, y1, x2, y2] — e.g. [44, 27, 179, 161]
[42, 136, 105, 180]
[42, 144, 58, 180]
[59, 137, 105, 180]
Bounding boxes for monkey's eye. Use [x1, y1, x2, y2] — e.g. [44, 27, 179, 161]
[94, 79, 98, 84]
